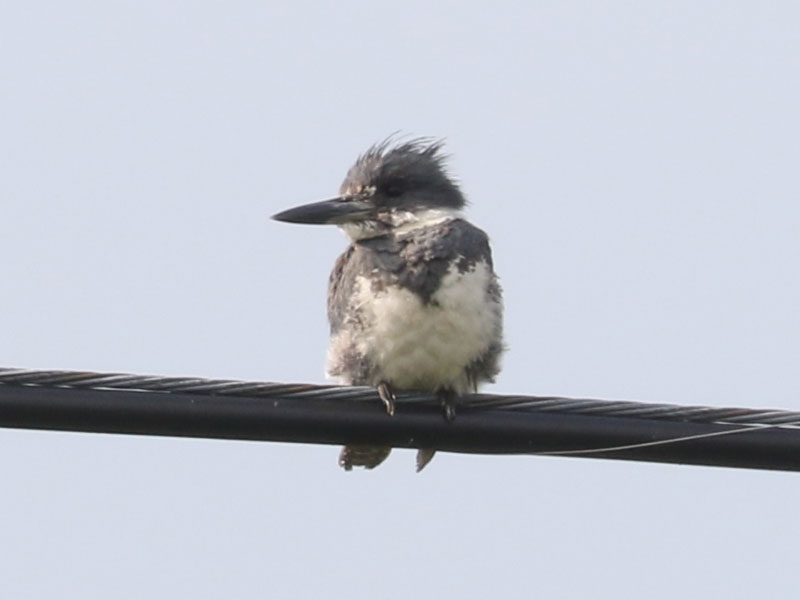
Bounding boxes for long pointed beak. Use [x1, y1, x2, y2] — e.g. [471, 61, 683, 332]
[271, 197, 372, 225]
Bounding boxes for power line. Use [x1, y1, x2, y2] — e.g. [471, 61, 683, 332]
[0, 367, 798, 472]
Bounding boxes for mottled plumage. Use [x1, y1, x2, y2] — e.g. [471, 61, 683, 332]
[272, 137, 504, 471]
[326, 217, 503, 393]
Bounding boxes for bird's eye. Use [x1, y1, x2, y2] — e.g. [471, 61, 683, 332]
[382, 182, 403, 197]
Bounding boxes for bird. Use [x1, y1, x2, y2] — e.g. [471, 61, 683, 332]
[272, 137, 504, 471]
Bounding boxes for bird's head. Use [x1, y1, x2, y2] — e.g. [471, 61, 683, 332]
[272, 138, 466, 240]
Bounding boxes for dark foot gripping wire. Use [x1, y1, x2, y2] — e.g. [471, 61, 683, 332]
[0, 367, 798, 472]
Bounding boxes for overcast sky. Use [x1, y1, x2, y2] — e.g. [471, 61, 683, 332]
[1, 2, 799, 598]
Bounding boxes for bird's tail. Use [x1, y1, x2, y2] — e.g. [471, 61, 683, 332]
[339, 444, 392, 470]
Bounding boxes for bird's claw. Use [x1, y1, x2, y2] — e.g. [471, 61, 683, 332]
[377, 382, 396, 416]
[439, 389, 458, 422]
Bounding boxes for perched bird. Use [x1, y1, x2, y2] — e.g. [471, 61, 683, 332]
[272, 138, 504, 471]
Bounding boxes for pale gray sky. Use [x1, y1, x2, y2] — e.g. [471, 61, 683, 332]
[1, 2, 799, 598]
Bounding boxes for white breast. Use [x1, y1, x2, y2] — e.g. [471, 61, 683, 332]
[327, 258, 501, 393]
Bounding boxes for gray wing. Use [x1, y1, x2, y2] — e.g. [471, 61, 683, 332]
[327, 245, 358, 335]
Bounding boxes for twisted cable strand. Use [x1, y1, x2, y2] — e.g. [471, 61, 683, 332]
[1, 366, 796, 427]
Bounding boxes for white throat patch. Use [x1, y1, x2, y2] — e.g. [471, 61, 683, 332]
[340, 208, 461, 241]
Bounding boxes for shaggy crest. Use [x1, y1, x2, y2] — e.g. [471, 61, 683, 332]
[340, 137, 466, 210]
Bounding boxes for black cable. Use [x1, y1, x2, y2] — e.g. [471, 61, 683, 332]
[0, 367, 798, 471]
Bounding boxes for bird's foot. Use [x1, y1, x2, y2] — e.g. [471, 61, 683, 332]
[377, 381, 396, 416]
[438, 388, 458, 422]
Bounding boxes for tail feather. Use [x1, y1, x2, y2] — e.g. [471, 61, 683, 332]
[339, 444, 392, 470]
[416, 448, 436, 472]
